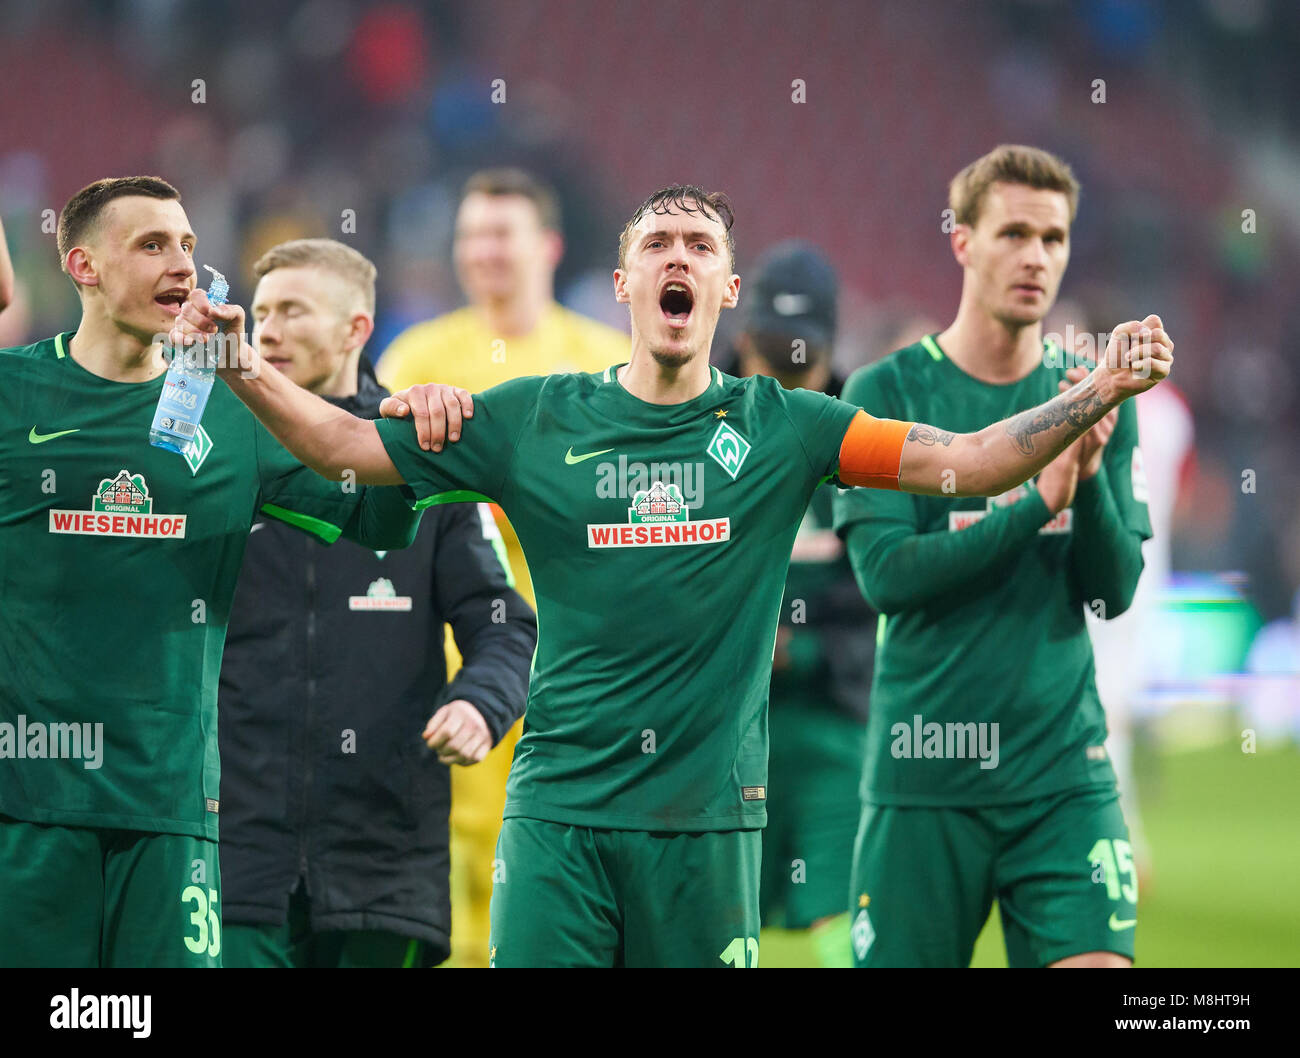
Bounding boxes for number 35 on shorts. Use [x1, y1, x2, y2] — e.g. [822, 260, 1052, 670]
[181, 885, 222, 958]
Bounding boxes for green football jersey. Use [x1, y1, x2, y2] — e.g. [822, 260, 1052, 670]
[833, 336, 1152, 806]
[0, 334, 421, 839]
[375, 365, 861, 831]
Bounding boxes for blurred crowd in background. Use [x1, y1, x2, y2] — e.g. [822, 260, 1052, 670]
[2, 0, 1297, 719]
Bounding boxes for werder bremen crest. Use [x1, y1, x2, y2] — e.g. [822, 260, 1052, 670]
[852, 906, 875, 961]
[707, 421, 751, 480]
[182, 425, 214, 475]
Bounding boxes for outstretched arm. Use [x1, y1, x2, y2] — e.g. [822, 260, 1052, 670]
[173, 289, 472, 485]
[234, 359, 404, 484]
[839, 444, 1084, 612]
[872, 318, 1173, 499]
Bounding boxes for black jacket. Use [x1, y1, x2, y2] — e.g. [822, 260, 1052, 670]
[771, 372, 876, 722]
[217, 356, 536, 959]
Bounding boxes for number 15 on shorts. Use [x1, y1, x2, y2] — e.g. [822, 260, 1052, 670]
[1088, 838, 1137, 928]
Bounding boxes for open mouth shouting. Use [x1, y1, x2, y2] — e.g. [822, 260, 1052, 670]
[659, 280, 694, 329]
[155, 288, 191, 316]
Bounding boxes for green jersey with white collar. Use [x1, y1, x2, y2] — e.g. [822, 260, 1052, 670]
[833, 335, 1152, 806]
[375, 365, 861, 831]
[0, 333, 420, 839]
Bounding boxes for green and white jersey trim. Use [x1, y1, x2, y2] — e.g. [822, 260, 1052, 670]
[601, 363, 724, 388]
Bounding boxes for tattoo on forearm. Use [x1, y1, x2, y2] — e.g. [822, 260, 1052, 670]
[1003, 379, 1106, 456]
[905, 423, 955, 447]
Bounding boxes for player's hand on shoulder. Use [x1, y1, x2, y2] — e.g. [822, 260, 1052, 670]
[423, 699, 492, 766]
[379, 384, 474, 452]
[1094, 315, 1173, 402]
[1059, 366, 1118, 480]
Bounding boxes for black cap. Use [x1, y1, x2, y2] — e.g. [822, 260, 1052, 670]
[743, 240, 838, 351]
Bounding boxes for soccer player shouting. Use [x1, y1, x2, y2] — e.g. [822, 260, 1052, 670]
[835, 145, 1153, 968]
[0, 178, 421, 968]
[181, 185, 1172, 968]
[379, 169, 629, 966]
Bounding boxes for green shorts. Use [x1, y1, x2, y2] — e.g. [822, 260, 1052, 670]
[849, 787, 1136, 968]
[0, 814, 222, 968]
[222, 883, 442, 968]
[489, 818, 762, 967]
[761, 703, 865, 928]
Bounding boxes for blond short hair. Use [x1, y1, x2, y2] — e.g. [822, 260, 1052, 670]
[949, 145, 1080, 228]
[253, 238, 377, 315]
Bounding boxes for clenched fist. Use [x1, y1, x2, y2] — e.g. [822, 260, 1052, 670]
[1093, 315, 1173, 403]
[423, 699, 492, 766]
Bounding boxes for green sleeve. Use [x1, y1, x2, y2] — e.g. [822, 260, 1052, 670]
[254, 420, 421, 550]
[837, 489, 1053, 613]
[1094, 397, 1152, 536]
[778, 385, 862, 486]
[832, 358, 1052, 613]
[372, 375, 543, 510]
[1068, 399, 1150, 617]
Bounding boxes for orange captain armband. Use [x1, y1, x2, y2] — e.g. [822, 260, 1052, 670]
[836, 410, 914, 490]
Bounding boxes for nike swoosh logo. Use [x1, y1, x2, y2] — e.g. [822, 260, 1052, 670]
[1108, 913, 1137, 931]
[565, 446, 614, 465]
[29, 427, 81, 444]
[249, 523, 265, 534]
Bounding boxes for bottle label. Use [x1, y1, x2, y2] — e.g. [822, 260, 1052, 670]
[151, 368, 214, 444]
[149, 265, 228, 454]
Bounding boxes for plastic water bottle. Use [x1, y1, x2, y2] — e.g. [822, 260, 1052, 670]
[149, 265, 229, 455]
